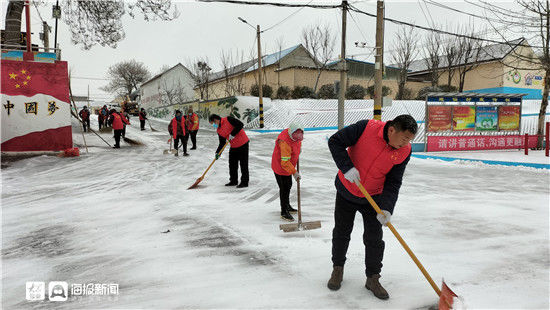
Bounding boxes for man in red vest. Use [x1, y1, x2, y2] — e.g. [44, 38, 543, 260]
[139, 108, 147, 131]
[209, 114, 249, 188]
[78, 106, 90, 132]
[271, 122, 304, 221]
[326, 115, 417, 300]
[168, 110, 189, 156]
[109, 109, 130, 148]
[186, 107, 200, 150]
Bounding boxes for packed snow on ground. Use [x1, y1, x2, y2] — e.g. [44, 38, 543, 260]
[2, 117, 549, 309]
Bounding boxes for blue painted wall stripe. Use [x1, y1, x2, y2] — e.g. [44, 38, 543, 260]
[411, 153, 550, 169]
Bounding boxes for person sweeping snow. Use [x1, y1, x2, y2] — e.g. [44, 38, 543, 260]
[109, 109, 130, 149]
[209, 114, 249, 188]
[271, 122, 304, 221]
[169, 110, 189, 157]
[326, 114, 417, 300]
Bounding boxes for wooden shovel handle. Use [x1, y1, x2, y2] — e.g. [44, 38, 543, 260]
[200, 141, 229, 179]
[355, 182, 441, 296]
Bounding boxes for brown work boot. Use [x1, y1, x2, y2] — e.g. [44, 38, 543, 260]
[327, 266, 344, 291]
[365, 274, 389, 300]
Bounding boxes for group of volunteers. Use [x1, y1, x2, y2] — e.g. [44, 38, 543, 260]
[207, 111, 418, 301]
[79, 102, 419, 301]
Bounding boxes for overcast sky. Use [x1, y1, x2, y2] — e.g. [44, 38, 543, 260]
[2, 0, 522, 102]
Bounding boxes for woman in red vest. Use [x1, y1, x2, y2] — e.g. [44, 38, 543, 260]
[108, 109, 130, 148]
[326, 115, 417, 300]
[208, 114, 249, 188]
[168, 110, 189, 156]
[271, 122, 304, 221]
[186, 107, 200, 150]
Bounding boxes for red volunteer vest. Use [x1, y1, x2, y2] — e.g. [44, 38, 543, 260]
[171, 117, 187, 138]
[217, 117, 249, 148]
[337, 120, 411, 197]
[189, 113, 199, 131]
[271, 128, 302, 176]
[112, 113, 128, 130]
[139, 112, 146, 120]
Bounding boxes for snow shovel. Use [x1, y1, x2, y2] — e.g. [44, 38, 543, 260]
[355, 182, 458, 309]
[280, 163, 321, 232]
[163, 138, 174, 155]
[187, 141, 229, 189]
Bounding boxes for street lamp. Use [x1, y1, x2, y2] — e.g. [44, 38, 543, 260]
[238, 16, 264, 128]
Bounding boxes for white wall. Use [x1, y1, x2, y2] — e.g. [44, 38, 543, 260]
[140, 65, 195, 110]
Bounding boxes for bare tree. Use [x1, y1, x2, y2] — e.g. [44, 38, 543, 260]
[391, 25, 419, 99]
[455, 24, 484, 92]
[3, 0, 178, 50]
[191, 58, 211, 101]
[159, 79, 187, 106]
[423, 30, 443, 87]
[476, 0, 549, 148]
[302, 23, 336, 93]
[442, 25, 461, 88]
[102, 59, 151, 98]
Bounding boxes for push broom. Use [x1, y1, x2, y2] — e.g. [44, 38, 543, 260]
[355, 182, 458, 310]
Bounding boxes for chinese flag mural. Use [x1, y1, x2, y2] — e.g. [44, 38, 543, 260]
[1, 59, 72, 152]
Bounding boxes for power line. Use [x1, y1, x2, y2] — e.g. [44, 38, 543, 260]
[348, 7, 371, 47]
[347, 4, 545, 49]
[263, 0, 314, 32]
[71, 76, 110, 80]
[198, 0, 341, 9]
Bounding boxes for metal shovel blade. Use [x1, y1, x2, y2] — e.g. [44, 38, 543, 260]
[279, 220, 321, 233]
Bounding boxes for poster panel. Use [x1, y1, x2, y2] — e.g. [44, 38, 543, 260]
[452, 106, 475, 131]
[475, 106, 498, 131]
[428, 106, 452, 132]
[498, 106, 520, 131]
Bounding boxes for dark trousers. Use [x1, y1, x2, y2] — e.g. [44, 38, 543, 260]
[274, 173, 292, 212]
[99, 119, 103, 130]
[140, 120, 146, 130]
[82, 119, 90, 132]
[122, 125, 126, 138]
[332, 192, 385, 277]
[229, 142, 249, 185]
[189, 130, 198, 148]
[113, 129, 123, 148]
[173, 134, 188, 153]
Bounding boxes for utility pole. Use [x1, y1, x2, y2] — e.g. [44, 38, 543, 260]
[256, 25, 264, 128]
[373, 0, 385, 120]
[43, 22, 50, 52]
[337, 0, 348, 130]
[52, 0, 60, 56]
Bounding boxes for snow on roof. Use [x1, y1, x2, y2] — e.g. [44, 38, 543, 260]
[244, 44, 301, 73]
[402, 38, 526, 73]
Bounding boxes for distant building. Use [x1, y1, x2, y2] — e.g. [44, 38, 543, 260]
[404, 38, 545, 99]
[140, 63, 195, 109]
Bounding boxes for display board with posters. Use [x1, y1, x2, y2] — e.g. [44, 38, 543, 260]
[425, 93, 525, 152]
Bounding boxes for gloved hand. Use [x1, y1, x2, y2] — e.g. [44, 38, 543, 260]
[215, 153, 220, 160]
[228, 134, 235, 141]
[376, 210, 392, 226]
[343, 167, 361, 184]
[293, 172, 301, 181]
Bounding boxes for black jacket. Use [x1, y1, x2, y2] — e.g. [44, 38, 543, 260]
[328, 120, 411, 214]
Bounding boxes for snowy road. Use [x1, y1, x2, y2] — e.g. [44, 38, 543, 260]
[2, 117, 549, 309]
